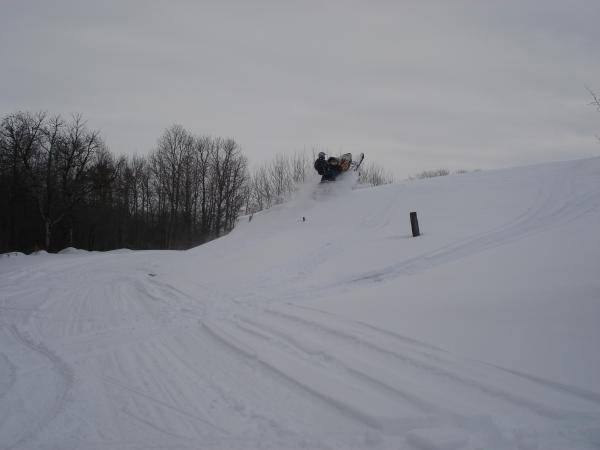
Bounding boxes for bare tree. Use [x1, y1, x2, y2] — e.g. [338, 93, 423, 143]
[269, 154, 294, 202]
[151, 125, 193, 247]
[54, 115, 103, 247]
[290, 151, 311, 184]
[359, 161, 396, 186]
[588, 87, 600, 112]
[409, 169, 450, 180]
[1, 112, 101, 249]
[588, 87, 600, 142]
[0, 111, 47, 249]
[244, 151, 314, 214]
[209, 138, 248, 237]
[193, 136, 213, 239]
[250, 165, 273, 212]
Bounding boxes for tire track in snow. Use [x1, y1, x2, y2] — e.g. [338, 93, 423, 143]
[232, 314, 449, 420]
[260, 307, 600, 420]
[290, 303, 446, 353]
[202, 310, 520, 446]
[157, 330, 350, 449]
[483, 363, 600, 405]
[287, 304, 600, 408]
[0, 350, 18, 438]
[0, 352, 17, 404]
[100, 374, 231, 436]
[4, 325, 74, 450]
[201, 319, 388, 430]
[119, 405, 208, 442]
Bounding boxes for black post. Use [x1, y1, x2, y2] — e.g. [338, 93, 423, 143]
[410, 212, 420, 237]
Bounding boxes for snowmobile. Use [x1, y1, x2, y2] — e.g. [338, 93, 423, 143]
[314, 152, 364, 182]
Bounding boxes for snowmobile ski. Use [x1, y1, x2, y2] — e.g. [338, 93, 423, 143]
[352, 153, 365, 171]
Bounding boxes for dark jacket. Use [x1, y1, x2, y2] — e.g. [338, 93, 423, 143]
[314, 157, 329, 176]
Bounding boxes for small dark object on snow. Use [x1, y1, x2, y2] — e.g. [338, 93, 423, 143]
[410, 212, 420, 237]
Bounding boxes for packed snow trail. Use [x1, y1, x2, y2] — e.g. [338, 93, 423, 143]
[1, 158, 600, 449]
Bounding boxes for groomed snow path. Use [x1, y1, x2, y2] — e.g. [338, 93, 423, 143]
[2, 158, 600, 449]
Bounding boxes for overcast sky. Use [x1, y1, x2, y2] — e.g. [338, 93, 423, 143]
[2, 0, 599, 177]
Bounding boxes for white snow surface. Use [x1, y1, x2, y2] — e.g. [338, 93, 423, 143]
[1, 158, 600, 450]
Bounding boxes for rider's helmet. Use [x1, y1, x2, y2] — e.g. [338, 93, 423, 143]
[318, 151, 326, 159]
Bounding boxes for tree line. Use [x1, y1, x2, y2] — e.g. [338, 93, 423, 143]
[0, 112, 249, 252]
[1, 111, 394, 254]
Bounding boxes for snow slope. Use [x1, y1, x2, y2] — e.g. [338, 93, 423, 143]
[1, 157, 600, 449]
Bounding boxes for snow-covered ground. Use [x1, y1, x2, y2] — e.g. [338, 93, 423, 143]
[1, 157, 600, 449]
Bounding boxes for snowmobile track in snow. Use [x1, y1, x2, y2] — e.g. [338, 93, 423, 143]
[3, 325, 74, 450]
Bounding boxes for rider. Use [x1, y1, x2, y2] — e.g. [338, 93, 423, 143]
[314, 152, 329, 176]
[314, 152, 341, 181]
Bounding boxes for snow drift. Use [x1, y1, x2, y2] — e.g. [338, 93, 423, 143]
[1, 158, 600, 449]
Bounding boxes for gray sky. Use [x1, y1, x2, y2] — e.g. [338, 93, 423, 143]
[2, 0, 599, 177]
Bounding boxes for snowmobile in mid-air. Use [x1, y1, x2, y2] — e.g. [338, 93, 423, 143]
[314, 152, 364, 182]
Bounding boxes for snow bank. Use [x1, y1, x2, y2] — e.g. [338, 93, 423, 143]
[58, 247, 89, 255]
[0, 251, 25, 258]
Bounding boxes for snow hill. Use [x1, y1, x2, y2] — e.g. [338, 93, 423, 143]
[1, 157, 600, 450]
